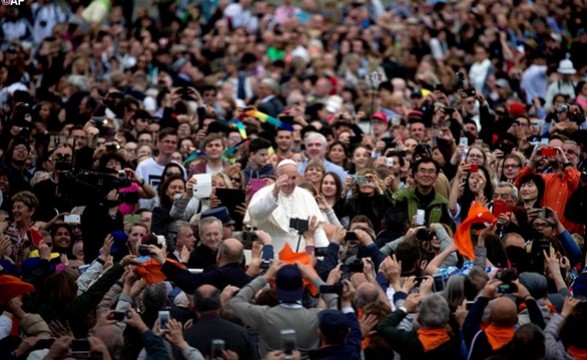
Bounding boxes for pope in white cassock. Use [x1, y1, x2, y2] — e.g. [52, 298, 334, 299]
[244, 159, 329, 253]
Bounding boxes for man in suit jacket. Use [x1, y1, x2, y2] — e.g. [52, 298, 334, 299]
[182, 284, 259, 359]
[256, 78, 284, 117]
[167, 220, 196, 263]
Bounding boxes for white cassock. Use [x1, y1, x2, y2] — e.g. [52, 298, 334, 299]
[244, 184, 329, 253]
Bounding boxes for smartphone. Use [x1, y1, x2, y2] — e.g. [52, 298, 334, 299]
[353, 175, 368, 185]
[541, 147, 556, 157]
[536, 208, 546, 218]
[64, 214, 81, 224]
[459, 137, 469, 147]
[539, 239, 551, 252]
[281, 329, 297, 355]
[158, 311, 170, 332]
[433, 274, 445, 292]
[70, 338, 91, 354]
[193, 174, 212, 199]
[385, 157, 394, 167]
[124, 214, 141, 224]
[492, 200, 514, 217]
[414, 276, 427, 285]
[497, 283, 518, 294]
[470, 164, 479, 173]
[210, 339, 225, 359]
[344, 231, 359, 241]
[248, 178, 267, 198]
[112, 311, 128, 321]
[416, 209, 425, 226]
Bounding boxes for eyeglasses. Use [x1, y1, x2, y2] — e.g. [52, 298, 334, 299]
[533, 222, 553, 229]
[468, 154, 484, 159]
[14, 145, 28, 151]
[503, 164, 520, 169]
[417, 168, 437, 175]
[231, 177, 242, 183]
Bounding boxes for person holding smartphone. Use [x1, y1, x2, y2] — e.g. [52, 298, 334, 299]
[448, 163, 493, 225]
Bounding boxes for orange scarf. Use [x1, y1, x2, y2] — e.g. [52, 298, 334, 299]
[567, 346, 587, 360]
[453, 201, 497, 260]
[279, 244, 318, 296]
[135, 258, 186, 284]
[484, 324, 515, 350]
[417, 328, 450, 352]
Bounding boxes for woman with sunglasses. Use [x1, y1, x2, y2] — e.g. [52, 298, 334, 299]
[224, 165, 245, 190]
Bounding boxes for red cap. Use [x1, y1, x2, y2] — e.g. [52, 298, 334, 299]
[509, 103, 526, 117]
[372, 112, 388, 123]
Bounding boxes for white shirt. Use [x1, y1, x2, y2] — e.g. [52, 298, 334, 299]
[245, 185, 329, 253]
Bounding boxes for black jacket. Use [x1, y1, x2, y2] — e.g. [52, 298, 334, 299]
[183, 314, 259, 359]
[161, 261, 251, 294]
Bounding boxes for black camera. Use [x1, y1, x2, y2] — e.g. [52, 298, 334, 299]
[138, 245, 151, 256]
[416, 229, 434, 241]
[341, 259, 364, 279]
[242, 231, 258, 250]
[344, 231, 359, 241]
[289, 218, 309, 234]
[320, 283, 343, 294]
[58, 170, 132, 205]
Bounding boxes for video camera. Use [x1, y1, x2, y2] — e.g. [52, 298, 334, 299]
[58, 169, 132, 206]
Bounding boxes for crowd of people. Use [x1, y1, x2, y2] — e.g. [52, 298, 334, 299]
[1, 0, 587, 359]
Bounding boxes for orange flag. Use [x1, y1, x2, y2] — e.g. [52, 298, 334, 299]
[135, 258, 187, 285]
[278, 243, 318, 296]
[453, 201, 497, 260]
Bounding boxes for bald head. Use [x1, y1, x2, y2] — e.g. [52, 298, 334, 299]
[503, 233, 525, 248]
[355, 282, 379, 308]
[193, 284, 221, 313]
[489, 297, 518, 327]
[218, 238, 244, 264]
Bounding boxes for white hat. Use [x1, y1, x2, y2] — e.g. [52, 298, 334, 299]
[557, 59, 576, 75]
[277, 159, 298, 169]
